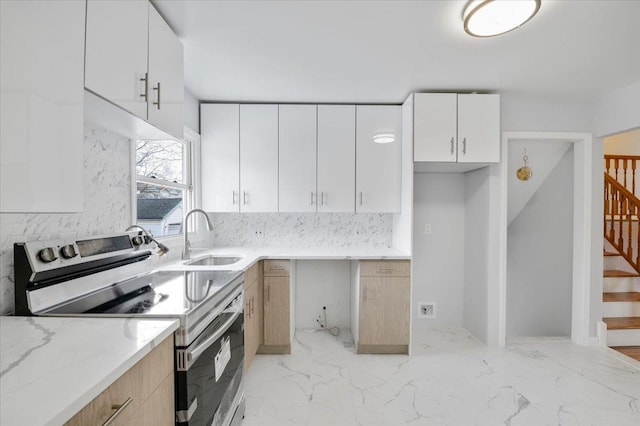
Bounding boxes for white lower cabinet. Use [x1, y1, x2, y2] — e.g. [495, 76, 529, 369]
[0, 0, 85, 212]
[356, 105, 402, 213]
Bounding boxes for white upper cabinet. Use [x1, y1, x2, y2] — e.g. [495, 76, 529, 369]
[0, 0, 85, 212]
[413, 93, 457, 162]
[84, 1, 184, 140]
[356, 105, 402, 213]
[147, 4, 184, 139]
[457, 94, 500, 163]
[85, 0, 149, 119]
[278, 105, 317, 213]
[413, 93, 500, 163]
[201, 104, 240, 212]
[240, 105, 279, 213]
[317, 105, 356, 213]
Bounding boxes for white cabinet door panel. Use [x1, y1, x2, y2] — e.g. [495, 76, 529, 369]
[240, 105, 279, 212]
[278, 105, 317, 213]
[0, 0, 85, 212]
[148, 4, 184, 139]
[85, 0, 148, 119]
[201, 104, 240, 212]
[413, 93, 457, 162]
[317, 105, 355, 213]
[356, 106, 402, 213]
[457, 94, 500, 163]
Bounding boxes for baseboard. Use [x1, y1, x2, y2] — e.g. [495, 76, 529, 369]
[356, 344, 408, 354]
[596, 321, 608, 346]
[257, 344, 291, 354]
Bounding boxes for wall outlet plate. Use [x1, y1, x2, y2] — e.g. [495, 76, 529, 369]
[418, 302, 436, 319]
[424, 224, 432, 235]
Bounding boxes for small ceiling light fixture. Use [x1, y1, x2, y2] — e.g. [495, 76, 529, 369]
[372, 132, 395, 144]
[463, 0, 541, 37]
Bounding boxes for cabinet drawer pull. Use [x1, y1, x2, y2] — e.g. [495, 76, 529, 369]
[359, 192, 363, 206]
[376, 268, 394, 274]
[311, 191, 315, 205]
[102, 397, 132, 426]
[243, 191, 248, 205]
[140, 72, 148, 101]
[152, 82, 161, 110]
[321, 191, 326, 206]
[462, 137, 467, 155]
[450, 137, 454, 155]
[233, 190, 237, 205]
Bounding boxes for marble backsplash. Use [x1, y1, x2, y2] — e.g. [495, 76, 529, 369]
[207, 212, 393, 248]
[0, 127, 131, 315]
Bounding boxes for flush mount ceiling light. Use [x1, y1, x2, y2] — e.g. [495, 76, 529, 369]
[463, 0, 541, 37]
[372, 133, 395, 144]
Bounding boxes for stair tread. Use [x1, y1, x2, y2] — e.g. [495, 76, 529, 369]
[603, 292, 640, 302]
[604, 317, 640, 329]
[604, 269, 640, 277]
[604, 251, 621, 256]
[611, 346, 640, 362]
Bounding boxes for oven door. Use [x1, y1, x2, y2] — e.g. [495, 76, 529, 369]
[175, 292, 244, 426]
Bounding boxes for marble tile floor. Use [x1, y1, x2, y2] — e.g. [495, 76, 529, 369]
[243, 328, 640, 426]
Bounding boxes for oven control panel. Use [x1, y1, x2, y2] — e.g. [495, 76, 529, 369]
[22, 233, 156, 272]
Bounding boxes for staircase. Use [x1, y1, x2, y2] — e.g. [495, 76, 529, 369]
[603, 155, 640, 361]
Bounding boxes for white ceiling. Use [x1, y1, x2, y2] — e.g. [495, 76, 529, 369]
[153, 0, 640, 104]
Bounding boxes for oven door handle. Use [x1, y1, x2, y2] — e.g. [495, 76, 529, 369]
[187, 308, 241, 367]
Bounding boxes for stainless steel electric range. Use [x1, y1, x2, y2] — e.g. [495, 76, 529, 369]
[14, 232, 245, 426]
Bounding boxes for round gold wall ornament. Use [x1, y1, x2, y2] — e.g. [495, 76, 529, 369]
[516, 149, 533, 181]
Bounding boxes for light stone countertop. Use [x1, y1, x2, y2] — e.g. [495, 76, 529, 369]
[161, 246, 411, 272]
[0, 316, 178, 426]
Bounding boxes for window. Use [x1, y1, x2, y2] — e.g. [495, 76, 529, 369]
[134, 138, 192, 237]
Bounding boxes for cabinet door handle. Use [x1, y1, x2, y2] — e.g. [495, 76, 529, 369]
[246, 301, 251, 319]
[450, 137, 455, 155]
[140, 72, 148, 101]
[321, 191, 326, 206]
[102, 397, 133, 426]
[462, 137, 467, 155]
[243, 191, 248, 205]
[250, 296, 255, 315]
[311, 191, 315, 205]
[359, 192, 363, 206]
[232, 190, 237, 205]
[153, 82, 161, 110]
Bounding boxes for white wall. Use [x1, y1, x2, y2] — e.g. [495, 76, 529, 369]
[593, 81, 640, 138]
[412, 173, 465, 330]
[501, 94, 593, 133]
[604, 128, 640, 156]
[184, 88, 200, 133]
[507, 147, 574, 337]
[294, 260, 351, 330]
[0, 127, 132, 315]
[463, 167, 491, 343]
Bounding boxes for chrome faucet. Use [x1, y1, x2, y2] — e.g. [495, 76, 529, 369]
[182, 208, 213, 260]
[125, 225, 170, 256]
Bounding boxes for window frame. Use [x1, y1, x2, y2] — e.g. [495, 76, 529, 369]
[131, 126, 200, 240]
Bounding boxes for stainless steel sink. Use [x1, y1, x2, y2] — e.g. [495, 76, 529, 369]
[184, 255, 243, 266]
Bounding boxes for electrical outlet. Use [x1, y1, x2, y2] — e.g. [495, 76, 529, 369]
[418, 302, 436, 319]
[254, 229, 265, 238]
[424, 224, 432, 235]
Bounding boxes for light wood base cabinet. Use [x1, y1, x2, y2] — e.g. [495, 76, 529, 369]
[244, 261, 263, 370]
[259, 260, 291, 354]
[65, 336, 174, 426]
[357, 260, 410, 354]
